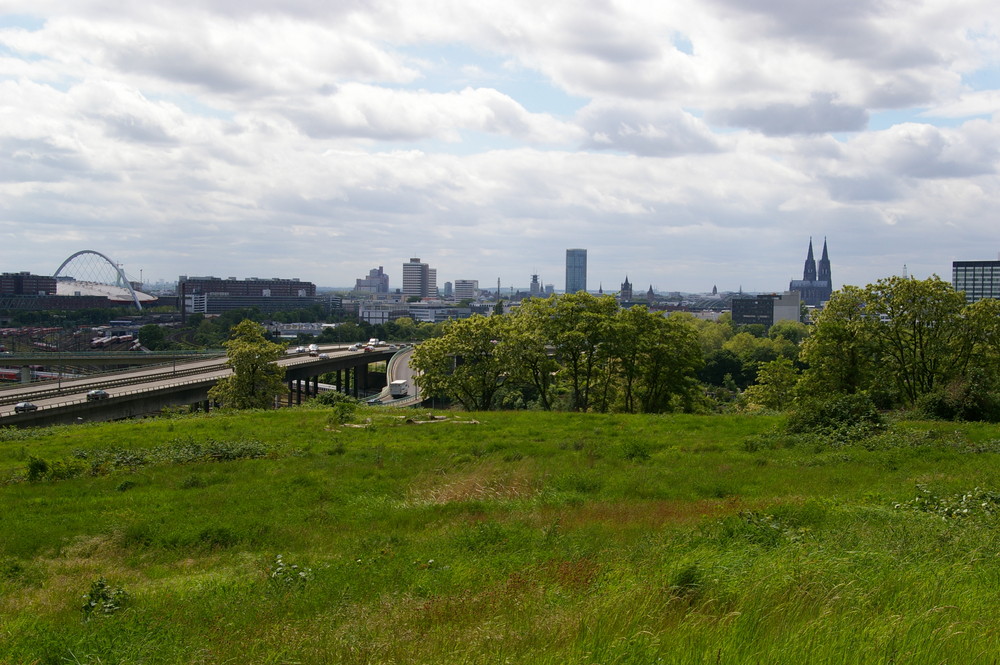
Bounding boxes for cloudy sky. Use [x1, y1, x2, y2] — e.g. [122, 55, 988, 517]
[1, 0, 998, 293]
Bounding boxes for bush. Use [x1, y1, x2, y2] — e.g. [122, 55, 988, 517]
[914, 376, 1000, 422]
[785, 393, 885, 439]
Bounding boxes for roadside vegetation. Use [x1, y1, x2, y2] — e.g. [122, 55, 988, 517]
[5, 406, 1000, 663]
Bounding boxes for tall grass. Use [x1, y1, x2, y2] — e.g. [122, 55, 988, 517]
[3, 408, 1000, 663]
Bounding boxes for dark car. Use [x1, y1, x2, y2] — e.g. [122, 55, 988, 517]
[86, 389, 109, 401]
[14, 401, 38, 413]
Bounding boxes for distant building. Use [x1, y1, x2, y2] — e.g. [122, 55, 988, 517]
[454, 279, 479, 300]
[178, 275, 318, 317]
[529, 274, 542, 297]
[953, 260, 1000, 303]
[619, 277, 633, 301]
[789, 238, 833, 307]
[354, 266, 389, 293]
[566, 249, 587, 294]
[443, 281, 453, 298]
[0, 272, 57, 295]
[731, 291, 801, 328]
[402, 258, 437, 298]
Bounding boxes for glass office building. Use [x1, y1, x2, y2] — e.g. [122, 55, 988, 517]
[565, 249, 587, 294]
[953, 260, 1000, 303]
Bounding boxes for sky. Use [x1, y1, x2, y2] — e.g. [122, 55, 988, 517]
[1, 0, 998, 294]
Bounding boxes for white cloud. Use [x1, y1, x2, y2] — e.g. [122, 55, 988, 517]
[0, 0, 999, 292]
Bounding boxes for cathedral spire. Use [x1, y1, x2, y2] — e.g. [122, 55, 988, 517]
[818, 237, 831, 284]
[803, 238, 817, 281]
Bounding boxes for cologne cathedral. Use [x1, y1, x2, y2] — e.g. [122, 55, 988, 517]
[789, 238, 832, 307]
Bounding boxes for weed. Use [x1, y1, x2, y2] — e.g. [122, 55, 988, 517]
[179, 474, 205, 489]
[621, 439, 651, 462]
[268, 554, 313, 589]
[81, 577, 130, 620]
[115, 479, 137, 492]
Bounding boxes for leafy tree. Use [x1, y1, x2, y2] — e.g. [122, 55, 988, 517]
[208, 320, 287, 409]
[768, 320, 810, 344]
[742, 358, 799, 410]
[411, 314, 513, 410]
[799, 285, 877, 397]
[801, 276, 993, 408]
[520, 293, 618, 411]
[137, 324, 168, 350]
[506, 311, 560, 410]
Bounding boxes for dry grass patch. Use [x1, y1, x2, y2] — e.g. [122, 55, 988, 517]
[407, 460, 541, 506]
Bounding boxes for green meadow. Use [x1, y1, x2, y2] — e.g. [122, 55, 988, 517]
[4, 408, 1000, 664]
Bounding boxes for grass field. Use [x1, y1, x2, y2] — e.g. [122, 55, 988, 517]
[4, 407, 1000, 664]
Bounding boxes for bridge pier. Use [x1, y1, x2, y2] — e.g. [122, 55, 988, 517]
[21, 366, 31, 384]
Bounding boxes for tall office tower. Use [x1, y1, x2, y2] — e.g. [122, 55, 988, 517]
[953, 259, 1000, 303]
[402, 257, 435, 298]
[565, 249, 587, 294]
[529, 273, 542, 297]
[443, 281, 453, 298]
[454, 279, 479, 300]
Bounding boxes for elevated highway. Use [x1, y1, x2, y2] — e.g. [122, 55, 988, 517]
[0, 345, 412, 427]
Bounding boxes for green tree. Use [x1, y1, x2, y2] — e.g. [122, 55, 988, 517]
[411, 314, 513, 410]
[137, 324, 168, 350]
[742, 358, 800, 410]
[520, 293, 618, 411]
[802, 276, 987, 407]
[208, 320, 287, 410]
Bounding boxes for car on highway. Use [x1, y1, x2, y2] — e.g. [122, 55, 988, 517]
[86, 389, 109, 401]
[318, 353, 329, 359]
[14, 401, 38, 413]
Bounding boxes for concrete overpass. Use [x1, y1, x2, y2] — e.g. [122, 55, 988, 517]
[0, 345, 406, 427]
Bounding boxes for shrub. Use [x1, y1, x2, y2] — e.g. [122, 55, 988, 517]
[914, 375, 1000, 422]
[785, 392, 885, 439]
[25, 457, 49, 482]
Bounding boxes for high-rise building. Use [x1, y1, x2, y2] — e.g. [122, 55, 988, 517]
[953, 260, 1000, 303]
[566, 249, 587, 294]
[789, 238, 833, 307]
[443, 281, 453, 298]
[402, 258, 436, 298]
[354, 266, 389, 293]
[454, 279, 479, 300]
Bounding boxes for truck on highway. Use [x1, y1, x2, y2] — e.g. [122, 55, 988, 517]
[389, 380, 408, 397]
[308, 344, 319, 356]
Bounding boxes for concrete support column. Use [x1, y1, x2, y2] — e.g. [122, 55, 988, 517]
[288, 380, 294, 406]
[21, 366, 31, 383]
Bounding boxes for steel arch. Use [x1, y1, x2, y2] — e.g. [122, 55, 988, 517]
[54, 249, 143, 311]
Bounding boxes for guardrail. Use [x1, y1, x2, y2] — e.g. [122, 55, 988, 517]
[0, 361, 230, 406]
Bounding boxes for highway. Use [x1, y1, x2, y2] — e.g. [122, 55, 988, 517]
[0, 344, 400, 420]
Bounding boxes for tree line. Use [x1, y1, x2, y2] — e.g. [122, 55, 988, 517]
[411, 277, 1000, 420]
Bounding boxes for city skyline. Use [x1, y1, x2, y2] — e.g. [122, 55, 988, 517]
[1, 3, 998, 292]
